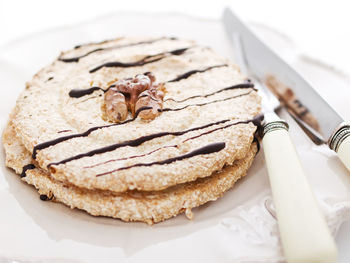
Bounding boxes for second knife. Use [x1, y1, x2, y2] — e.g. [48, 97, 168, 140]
[223, 8, 337, 263]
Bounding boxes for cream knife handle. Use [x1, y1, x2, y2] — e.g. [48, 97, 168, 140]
[338, 136, 350, 171]
[262, 121, 337, 263]
[329, 124, 350, 172]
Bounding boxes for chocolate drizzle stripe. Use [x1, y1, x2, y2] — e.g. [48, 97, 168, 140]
[183, 120, 251, 143]
[253, 136, 261, 153]
[59, 48, 103, 63]
[32, 106, 152, 159]
[84, 145, 178, 169]
[48, 113, 262, 168]
[162, 90, 254, 112]
[59, 37, 176, 63]
[69, 81, 254, 100]
[68, 65, 250, 99]
[69, 87, 103, 98]
[74, 37, 124, 50]
[39, 194, 49, 201]
[57, 129, 72, 134]
[166, 64, 228, 83]
[96, 142, 226, 176]
[89, 46, 192, 73]
[84, 116, 260, 169]
[164, 83, 255, 103]
[34, 89, 255, 159]
[47, 119, 231, 167]
[21, 164, 36, 178]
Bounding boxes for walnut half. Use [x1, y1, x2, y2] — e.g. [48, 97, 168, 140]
[104, 72, 164, 122]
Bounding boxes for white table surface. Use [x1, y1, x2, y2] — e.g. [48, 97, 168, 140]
[0, 0, 349, 262]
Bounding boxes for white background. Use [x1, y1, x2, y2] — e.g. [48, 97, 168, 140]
[1, 0, 350, 74]
[0, 0, 349, 262]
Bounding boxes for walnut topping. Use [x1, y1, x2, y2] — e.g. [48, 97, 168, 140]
[104, 72, 164, 122]
[135, 86, 164, 120]
[104, 91, 128, 122]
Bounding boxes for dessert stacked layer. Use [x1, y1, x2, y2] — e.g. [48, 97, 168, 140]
[3, 37, 261, 224]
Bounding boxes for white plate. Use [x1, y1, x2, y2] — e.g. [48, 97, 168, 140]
[1, 12, 350, 263]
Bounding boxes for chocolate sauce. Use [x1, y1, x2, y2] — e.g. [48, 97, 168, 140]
[20, 164, 35, 178]
[183, 120, 249, 143]
[162, 90, 254, 112]
[39, 194, 49, 201]
[252, 114, 264, 153]
[84, 145, 178, 169]
[47, 113, 262, 168]
[47, 119, 231, 167]
[73, 37, 124, 50]
[60, 37, 176, 63]
[69, 87, 104, 98]
[68, 81, 254, 100]
[85, 115, 261, 169]
[165, 83, 255, 103]
[34, 88, 255, 159]
[96, 142, 225, 176]
[32, 106, 152, 159]
[57, 129, 72, 134]
[60, 48, 104, 63]
[253, 136, 261, 153]
[89, 47, 191, 73]
[182, 115, 262, 144]
[166, 64, 228, 83]
[252, 113, 264, 127]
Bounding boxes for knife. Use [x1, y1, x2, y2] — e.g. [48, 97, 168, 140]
[223, 8, 339, 263]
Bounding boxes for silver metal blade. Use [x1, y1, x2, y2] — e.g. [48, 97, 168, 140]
[222, 7, 344, 143]
[229, 31, 281, 112]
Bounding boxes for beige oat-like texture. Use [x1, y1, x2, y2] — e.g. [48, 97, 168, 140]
[3, 121, 257, 224]
[10, 36, 261, 193]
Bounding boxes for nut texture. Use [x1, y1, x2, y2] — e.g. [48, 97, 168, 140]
[104, 90, 128, 122]
[104, 72, 164, 122]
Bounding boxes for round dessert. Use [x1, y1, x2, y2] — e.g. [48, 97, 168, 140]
[4, 119, 257, 224]
[9, 37, 261, 193]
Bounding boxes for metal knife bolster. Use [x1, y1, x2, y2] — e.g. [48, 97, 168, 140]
[328, 123, 350, 152]
[262, 121, 289, 136]
[260, 112, 289, 137]
[260, 113, 350, 154]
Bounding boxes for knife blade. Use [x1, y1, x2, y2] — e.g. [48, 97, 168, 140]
[223, 8, 339, 263]
[222, 8, 350, 172]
